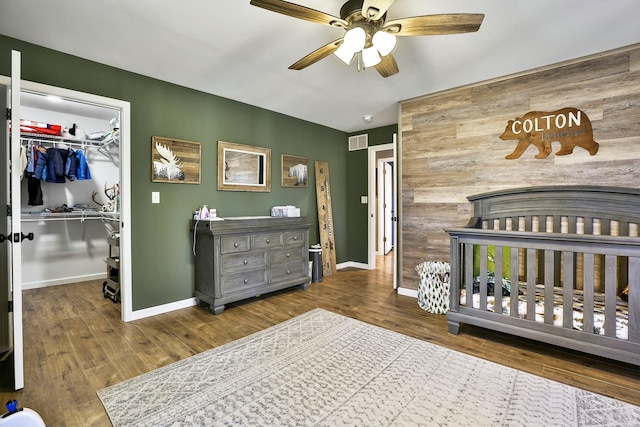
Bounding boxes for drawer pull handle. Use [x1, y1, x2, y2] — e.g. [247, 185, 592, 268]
[286, 270, 291, 275]
[266, 239, 270, 244]
[293, 236, 298, 240]
[286, 253, 290, 257]
[244, 278, 249, 284]
[234, 242, 239, 248]
[243, 259, 248, 265]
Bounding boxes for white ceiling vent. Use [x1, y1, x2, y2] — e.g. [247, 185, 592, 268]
[348, 134, 368, 151]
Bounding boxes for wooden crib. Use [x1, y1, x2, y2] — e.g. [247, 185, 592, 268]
[445, 186, 640, 366]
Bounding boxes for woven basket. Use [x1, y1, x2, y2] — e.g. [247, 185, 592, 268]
[415, 261, 451, 314]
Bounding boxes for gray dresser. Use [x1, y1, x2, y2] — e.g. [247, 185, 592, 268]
[192, 216, 312, 314]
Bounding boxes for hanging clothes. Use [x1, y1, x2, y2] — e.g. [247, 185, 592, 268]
[45, 147, 67, 183]
[75, 149, 91, 180]
[33, 146, 48, 180]
[65, 149, 77, 181]
[27, 177, 43, 206]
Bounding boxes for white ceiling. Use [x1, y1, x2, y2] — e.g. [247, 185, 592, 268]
[2, 0, 640, 132]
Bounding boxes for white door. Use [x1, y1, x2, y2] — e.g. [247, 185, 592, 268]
[0, 50, 25, 390]
[383, 161, 393, 254]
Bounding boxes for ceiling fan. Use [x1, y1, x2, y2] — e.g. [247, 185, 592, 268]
[249, 0, 484, 78]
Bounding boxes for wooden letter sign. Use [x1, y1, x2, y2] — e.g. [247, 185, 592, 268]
[500, 107, 599, 159]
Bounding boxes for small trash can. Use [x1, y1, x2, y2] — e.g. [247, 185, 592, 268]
[309, 245, 323, 283]
[415, 261, 450, 314]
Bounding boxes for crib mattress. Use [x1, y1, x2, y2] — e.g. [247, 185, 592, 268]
[460, 285, 629, 340]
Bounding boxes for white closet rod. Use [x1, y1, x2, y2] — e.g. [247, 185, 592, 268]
[18, 130, 119, 150]
[21, 212, 119, 222]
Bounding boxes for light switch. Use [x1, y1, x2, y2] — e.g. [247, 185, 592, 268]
[152, 192, 160, 204]
[361, 195, 368, 204]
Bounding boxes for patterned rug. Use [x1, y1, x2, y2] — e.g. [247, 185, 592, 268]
[98, 308, 640, 426]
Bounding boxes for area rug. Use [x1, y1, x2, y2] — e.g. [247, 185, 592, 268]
[98, 308, 640, 426]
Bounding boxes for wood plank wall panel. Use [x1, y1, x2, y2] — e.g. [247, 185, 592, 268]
[399, 44, 640, 290]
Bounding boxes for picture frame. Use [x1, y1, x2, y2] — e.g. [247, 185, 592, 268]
[281, 154, 308, 188]
[218, 141, 271, 192]
[151, 136, 201, 184]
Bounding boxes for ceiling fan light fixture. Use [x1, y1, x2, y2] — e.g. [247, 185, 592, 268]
[362, 46, 381, 68]
[334, 44, 356, 65]
[372, 30, 397, 56]
[343, 27, 366, 52]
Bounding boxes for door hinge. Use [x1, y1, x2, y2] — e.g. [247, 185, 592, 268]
[5, 108, 10, 120]
[6, 205, 11, 216]
[8, 301, 12, 313]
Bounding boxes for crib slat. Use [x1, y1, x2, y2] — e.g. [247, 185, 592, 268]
[494, 246, 503, 314]
[479, 245, 488, 310]
[562, 251, 575, 329]
[544, 250, 555, 325]
[567, 216, 577, 234]
[510, 245, 520, 318]
[465, 244, 474, 307]
[605, 255, 617, 338]
[583, 253, 595, 334]
[629, 257, 640, 343]
[527, 248, 537, 321]
[584, 217, 594, 235]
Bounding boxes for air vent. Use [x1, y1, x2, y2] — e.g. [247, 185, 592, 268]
[348, 134, 368, 151]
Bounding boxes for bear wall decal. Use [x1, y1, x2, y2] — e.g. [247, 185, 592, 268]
[500, 107, 599, 159]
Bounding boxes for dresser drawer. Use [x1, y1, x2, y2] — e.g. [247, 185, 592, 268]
[221, 268, 269, 293]
[252, 233, 283, 249]
[220, 235, 250, 254]
[284, 231, 305, 246]
[270, 262, 306, 282]
[270, 246, 305, 265]
[221, 251, 268, 274]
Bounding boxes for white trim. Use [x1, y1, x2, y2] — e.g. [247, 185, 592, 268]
[397, 287, 417, 298]
[337, 261, 371, 270]
[368, 140, 397, 287]
[23, 273, 106, 290]
[0, 76, 133, 324]
[127, 297, 197, 321]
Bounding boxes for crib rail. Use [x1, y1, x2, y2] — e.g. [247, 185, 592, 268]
[446, 228, 640, 365]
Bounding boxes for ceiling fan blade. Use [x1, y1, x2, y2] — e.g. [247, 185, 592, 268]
[375, 54, 399, 78]
[289, 39, 343, 70]
[250, 0, 348, 28]
[383, 14, 484, 36]
[361, 0, 394, 21]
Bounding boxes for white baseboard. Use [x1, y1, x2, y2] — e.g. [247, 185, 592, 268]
[23, 273, 106, 290]
[128, 297, 197, 321]
[336, 261, 371, 270]
[397, 287, 418, 298]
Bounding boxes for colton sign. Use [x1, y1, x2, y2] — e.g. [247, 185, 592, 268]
[499, 107, 599, 159]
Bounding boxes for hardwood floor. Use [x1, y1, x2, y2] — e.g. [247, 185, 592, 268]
[2, 253, 639, 426]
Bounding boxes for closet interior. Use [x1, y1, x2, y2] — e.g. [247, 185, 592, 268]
[19, 92, 121, 292]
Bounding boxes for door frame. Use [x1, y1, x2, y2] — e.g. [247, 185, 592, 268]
[377, 157, 394, 255]
[367, 136, 397, 288]
[0, 76, 132, 325]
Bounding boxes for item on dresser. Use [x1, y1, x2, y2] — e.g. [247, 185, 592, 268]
[271, 205, 300, 217]
[192, 216, 311, 314]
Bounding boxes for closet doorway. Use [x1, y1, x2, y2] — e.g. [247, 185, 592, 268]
[367, 137, 397, 288]
[1, 55, 131, 390]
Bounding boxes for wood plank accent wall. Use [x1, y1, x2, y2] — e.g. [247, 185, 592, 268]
[399, 44, 640, 290]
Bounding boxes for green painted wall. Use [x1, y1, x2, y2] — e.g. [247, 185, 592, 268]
[346, 125, 397, 263]
[1, 36, 348, 310]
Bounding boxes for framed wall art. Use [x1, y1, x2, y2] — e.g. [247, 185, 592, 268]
[281, 154, 308, 188]
[218, 140, 271, 192]
[151, 136, 201, 184]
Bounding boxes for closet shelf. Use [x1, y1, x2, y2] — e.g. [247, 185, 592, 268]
[17, 129, 119, 149]
[21, 211, 120, 222]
